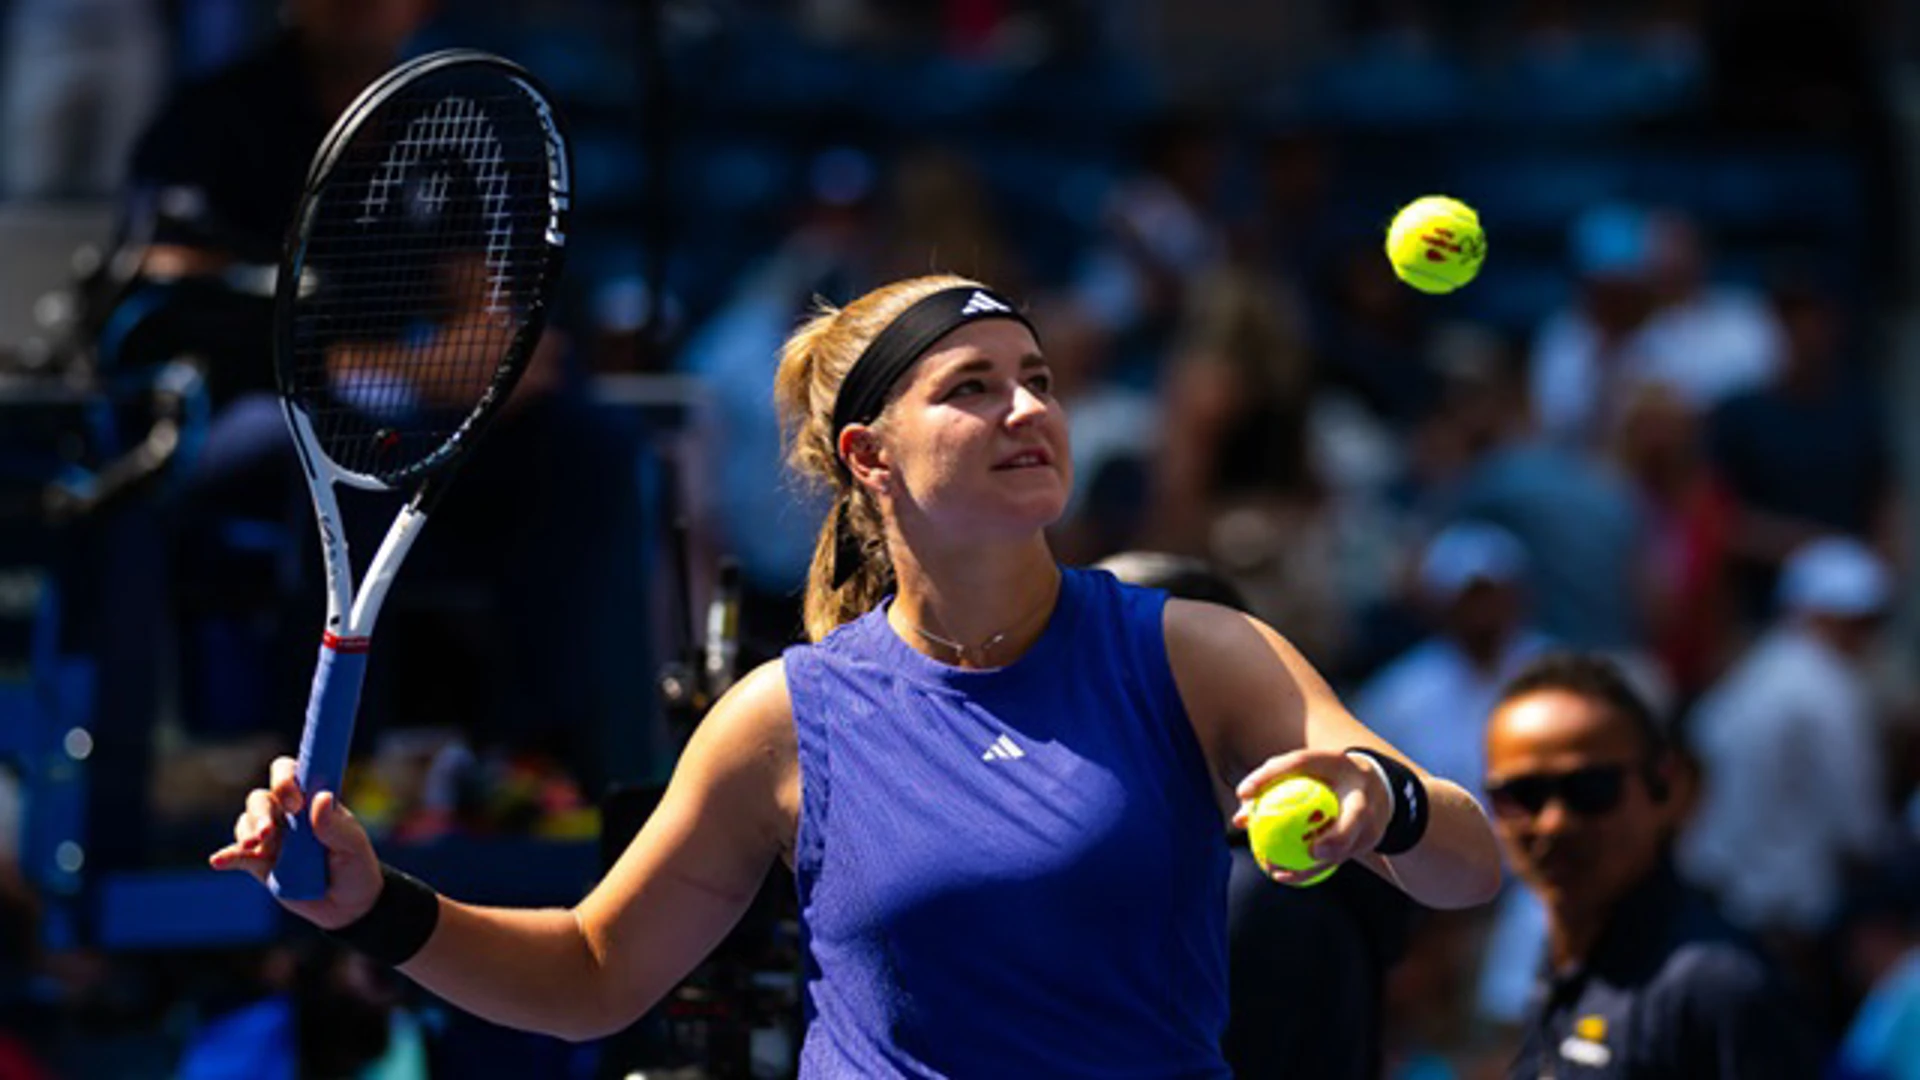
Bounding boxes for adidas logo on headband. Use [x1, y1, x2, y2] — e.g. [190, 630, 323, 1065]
[960, 290, 1011, 316]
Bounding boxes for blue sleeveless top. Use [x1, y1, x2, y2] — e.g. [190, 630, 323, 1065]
[783, 566, 1231, 1078]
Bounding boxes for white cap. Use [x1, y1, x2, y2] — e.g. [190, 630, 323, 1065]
[1420, 521, 1528, 601]
[1777, 536, 1893, 617]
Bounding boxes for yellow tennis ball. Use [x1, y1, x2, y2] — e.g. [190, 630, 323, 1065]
[1247, 775, 1341, 887]
[1385, 195, 1486, 294]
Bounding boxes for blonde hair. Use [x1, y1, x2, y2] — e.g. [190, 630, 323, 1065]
[775, 273, 982, 641]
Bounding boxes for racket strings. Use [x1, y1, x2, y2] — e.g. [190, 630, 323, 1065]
[289, 79, 557, 483]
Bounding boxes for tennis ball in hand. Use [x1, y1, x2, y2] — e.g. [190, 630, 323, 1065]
[1385, 195, 1486, 294]
[1248, 775, 1341, 887]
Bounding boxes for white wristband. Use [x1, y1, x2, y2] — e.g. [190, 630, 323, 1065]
[1348, 749, 1397, 822]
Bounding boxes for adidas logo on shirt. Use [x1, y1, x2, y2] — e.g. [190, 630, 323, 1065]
[981, 734, 1026, 761]
[960, 291, 1011, 317]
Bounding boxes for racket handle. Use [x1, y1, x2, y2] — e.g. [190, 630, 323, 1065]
[269, 637, 371, 901]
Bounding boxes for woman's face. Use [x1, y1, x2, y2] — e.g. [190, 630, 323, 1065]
[848, 319, 1072, 542]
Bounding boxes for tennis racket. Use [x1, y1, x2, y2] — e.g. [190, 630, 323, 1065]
[267, 50, 571, 900]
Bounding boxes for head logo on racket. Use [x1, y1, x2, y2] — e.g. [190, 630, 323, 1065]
[266, 50, 571, 901]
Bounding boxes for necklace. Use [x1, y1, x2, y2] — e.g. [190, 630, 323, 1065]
[909, 622, 1011, 663]
[899, 577, 1061, 666]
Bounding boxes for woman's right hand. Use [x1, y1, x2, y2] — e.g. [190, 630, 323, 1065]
[208, 755, 385, 930]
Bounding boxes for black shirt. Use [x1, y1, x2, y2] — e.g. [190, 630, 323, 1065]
[1222, 845, 1416, 1079]
[123, 31, 331, 264]
[1508, 862, 1823, 1079]
[1708, 375, 1889, 539]
[115, 31, 331, 404]
[1708, 374, 1890, 620]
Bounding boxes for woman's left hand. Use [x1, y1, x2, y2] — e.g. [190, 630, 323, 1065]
[1230, 748, 1392, 884]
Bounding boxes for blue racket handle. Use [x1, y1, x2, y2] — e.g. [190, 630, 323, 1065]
[269, 637, 370, 901]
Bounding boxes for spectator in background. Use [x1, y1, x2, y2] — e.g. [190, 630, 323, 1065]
[1149, 267, 1346, 663]
[1441, 350, 1652, 653]
[1709, 280, 1899, 623]
[680, 145, 883, 650]
[876, 144, 1024, 296]
[1070, 109, 1228, 386]
[1314, 239, 1440, 435]
[1150, 267, 1317, 557]
[1035, 295, 1157, 566]
[125, 0, 437, 283]
[1387, 322, 1516, 517]
[1530, 202, 1660, 449]
[1530, 203, 1781, 455]
[1633, 210, 1784, 408]
[1680, 537, 1896, 941]
[1355, 522, 1552, 804]
[1246, 123, 1335, 289]
[1336, 323, 1516, 685]
[1486, 652, 1823, 1079]
[1611, 383, 1737, 701]
[0, 0, 165, 199]
[1834, 844, 1920, 1080]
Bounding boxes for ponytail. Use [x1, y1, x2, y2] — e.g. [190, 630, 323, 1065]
[801, 489, 893, 643]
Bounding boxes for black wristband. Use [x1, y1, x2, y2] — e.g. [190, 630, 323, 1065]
[325, 863, 440, 967]
[1348, 747, 1430, 856]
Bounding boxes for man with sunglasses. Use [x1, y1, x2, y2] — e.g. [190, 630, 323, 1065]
[1485, 652, 1821, 1079]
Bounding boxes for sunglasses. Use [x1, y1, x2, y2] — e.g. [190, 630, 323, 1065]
[1485, 764, 1631, 819]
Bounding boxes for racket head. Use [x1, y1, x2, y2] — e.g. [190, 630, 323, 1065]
[274, 50, 571, 490]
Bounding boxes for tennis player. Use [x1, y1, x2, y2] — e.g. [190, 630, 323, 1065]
[212, 275, 1501, 1075]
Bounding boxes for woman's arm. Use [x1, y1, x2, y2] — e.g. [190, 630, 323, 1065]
[1165, 598, 1501, 910]
[213, 660, 797, 1042]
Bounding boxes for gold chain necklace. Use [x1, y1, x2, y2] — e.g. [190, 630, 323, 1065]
[900, 578, 1060, 666]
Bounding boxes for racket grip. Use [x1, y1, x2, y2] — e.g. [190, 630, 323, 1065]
[269, 638, 371, 901]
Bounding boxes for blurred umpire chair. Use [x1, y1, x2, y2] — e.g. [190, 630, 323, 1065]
[589, 368, 809, 1078]
[0, 199, 228, 952]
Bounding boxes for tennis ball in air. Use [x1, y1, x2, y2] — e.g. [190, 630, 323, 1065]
[1385, 195, 1486, 294]
[1247, 775, 1341, 887]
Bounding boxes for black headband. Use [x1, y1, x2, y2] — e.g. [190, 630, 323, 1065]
[828, 285, 1037, 447]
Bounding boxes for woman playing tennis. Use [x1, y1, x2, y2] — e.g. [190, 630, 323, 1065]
[213, 274, 1502, 1076]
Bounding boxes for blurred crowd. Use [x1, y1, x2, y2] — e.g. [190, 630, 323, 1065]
[0, 0, 1917, 1077]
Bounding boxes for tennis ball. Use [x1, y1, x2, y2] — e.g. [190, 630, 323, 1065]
[1247, 775, 1341, 887]
[1385, 195, 1486, 294]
